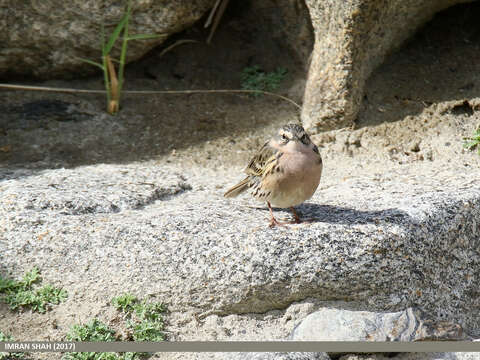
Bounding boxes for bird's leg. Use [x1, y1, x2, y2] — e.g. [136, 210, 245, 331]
[291, 206, 316, 223]
[267, 201, 285, 228]
[267, 203, 308, 227]
[290, 207, 302, 223]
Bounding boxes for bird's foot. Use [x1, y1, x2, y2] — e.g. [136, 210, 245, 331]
[290, 207, 302, 224]
[269, 215, 307, 227]
[269, 216, 288, 228]
[268, 203, 313, 227]
[288, 207, 316, 224]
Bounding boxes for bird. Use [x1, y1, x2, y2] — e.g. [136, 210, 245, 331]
[224, 123, 322, 227]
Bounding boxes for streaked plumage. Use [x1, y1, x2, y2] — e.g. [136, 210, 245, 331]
[224, 123, 322, 227]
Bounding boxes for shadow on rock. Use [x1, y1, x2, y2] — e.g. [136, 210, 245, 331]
[257, 203, 411, 225]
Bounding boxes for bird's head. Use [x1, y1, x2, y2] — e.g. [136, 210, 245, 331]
[273, 123, 319, 154]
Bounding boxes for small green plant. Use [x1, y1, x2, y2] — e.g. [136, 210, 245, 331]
[0, 268, 67, 313]
[241, 65, 288, 97]
[63, 319, 126, 360]
[78, 0, 165, 114]
[0, 331, 25, 359]
[112, 293, 137, 313]
[463, 127, 480, 155]
[66, 319, 117, 342]
[128, 301, 166, 342]
[63, 353, 126, 360]
[62, 294, 166, 360]
[112, 293, 166, 342]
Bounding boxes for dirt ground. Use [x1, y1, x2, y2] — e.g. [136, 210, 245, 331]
[1, 1, 480, 357]
[1, 2, 479, 176]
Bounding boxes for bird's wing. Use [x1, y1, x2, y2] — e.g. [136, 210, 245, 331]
[245, 141, 281, 177]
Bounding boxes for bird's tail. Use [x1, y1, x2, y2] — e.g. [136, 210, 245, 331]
[224, 177, 250, 198]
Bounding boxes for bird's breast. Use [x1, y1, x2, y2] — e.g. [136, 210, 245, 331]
[263, 151, 322, 208]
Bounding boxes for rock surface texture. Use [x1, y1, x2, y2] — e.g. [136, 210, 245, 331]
[290, 307, 466, 341]
[339, 354, 480, 360]
[220, 352, 480, 360]
[1, 160, 480, 338]
[221, 353, 330, 360]
[0, 0, 215, 77]
[301, 0, 473, 132]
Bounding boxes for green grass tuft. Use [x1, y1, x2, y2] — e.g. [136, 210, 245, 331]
[241, 65, 288, 97]
[0, 331, 25, 359]
[62, 294, 166, 360]
[79, 0, 165, 114]
[0, 268, 67, 313]
[463, 127, 480, 155]
[66, 319, 117, 342]
[114, 294, 166, 342]
[112, 293, 138, 314]
[63, 319, 127, 360]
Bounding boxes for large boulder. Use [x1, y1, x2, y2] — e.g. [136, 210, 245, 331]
[301, 0, 474, 132]
[1, 160, 480, 336]
[0, 0, 215, 77]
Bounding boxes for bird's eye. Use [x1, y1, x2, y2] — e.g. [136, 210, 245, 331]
[301, 134, 308, 143]
[281, 134, 289, 141]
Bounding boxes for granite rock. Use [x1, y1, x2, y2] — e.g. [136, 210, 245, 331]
[0, 0, 215, 77]
[290, 307, 466, 341]
[221, 353, 330, 360]
[301, 0, 473, 132]
[1, 161, 479, 337]
[339, 353, 480, 360]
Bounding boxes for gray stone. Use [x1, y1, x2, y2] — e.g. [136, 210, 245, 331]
[256, 0, 314, 71]
[301, 0, 473, 132]
[1, 161, 479, 337]
[0, 164, 191, 216]
[290, 307, 466, 341]
[221, 353, 330, 360]
[454, 354, 480, 360]
[340, 353, 480, 360]
[0, 0, 215, 77]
